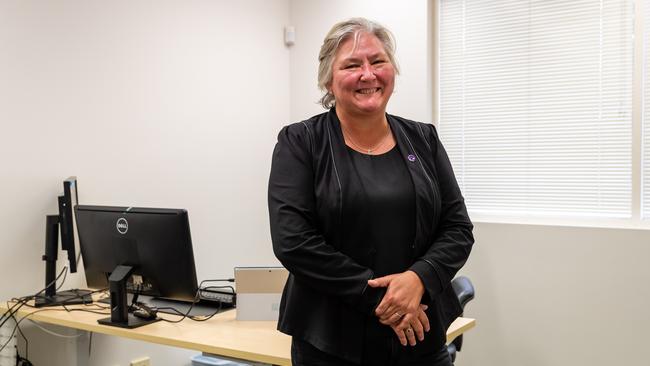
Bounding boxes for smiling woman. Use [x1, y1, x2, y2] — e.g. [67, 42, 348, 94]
[330, 31, 395, 152]
[268, 17, 474, 366]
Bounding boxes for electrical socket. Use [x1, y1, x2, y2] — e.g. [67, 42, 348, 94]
[130, 356, 151, 366]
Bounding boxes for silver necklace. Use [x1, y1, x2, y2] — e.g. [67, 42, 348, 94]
[341, 124, 391, 154]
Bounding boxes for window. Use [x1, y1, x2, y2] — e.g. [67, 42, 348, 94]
[643, 0, 650, 218]
[437, 0, 635, 220]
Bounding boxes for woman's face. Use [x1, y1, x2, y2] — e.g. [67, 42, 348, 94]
[329, 31, 395, 119]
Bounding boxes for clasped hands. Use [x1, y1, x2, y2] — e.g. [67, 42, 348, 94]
[368, 270, 429, 347]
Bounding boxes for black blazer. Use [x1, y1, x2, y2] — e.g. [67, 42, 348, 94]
[268, 109, 474, 363]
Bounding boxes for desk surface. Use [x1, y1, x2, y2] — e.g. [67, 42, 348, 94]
[1, 301, 475, 365]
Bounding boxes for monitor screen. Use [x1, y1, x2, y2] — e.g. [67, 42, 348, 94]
[75, 205, 199, 302]
[60, 177, 79, 273]
[35, 177, 93, 307]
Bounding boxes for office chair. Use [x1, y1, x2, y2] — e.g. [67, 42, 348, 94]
[447, 276, 475, 364]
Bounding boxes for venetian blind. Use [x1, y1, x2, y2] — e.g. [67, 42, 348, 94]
[643, 1, 650, 218]
[438, 0, 633, 218]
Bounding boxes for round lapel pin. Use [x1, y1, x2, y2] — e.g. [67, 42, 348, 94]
[407, 154, 416, 162]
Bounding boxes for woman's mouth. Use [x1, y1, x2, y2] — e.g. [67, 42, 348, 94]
[357, 88, 380, 94]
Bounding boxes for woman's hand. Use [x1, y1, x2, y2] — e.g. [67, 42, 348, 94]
[387, 304, 430, 346]
[368, 270, 425, 321]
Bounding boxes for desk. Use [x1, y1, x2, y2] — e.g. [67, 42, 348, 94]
[1, 301, 475, 365]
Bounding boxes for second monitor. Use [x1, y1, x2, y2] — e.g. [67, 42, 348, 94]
[75, 205, 199, 327]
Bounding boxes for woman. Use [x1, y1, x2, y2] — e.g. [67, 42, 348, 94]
[268, 18, 474, 366]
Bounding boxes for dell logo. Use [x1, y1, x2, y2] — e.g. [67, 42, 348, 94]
[116, 218, 128, 234]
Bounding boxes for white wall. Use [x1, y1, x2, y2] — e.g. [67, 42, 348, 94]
[0, 0, 290, 364]
[460, 222, 650, 366]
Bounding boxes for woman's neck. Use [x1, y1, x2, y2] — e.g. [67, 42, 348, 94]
[337, 109, 388, 143]
[336, 108, 393, 154]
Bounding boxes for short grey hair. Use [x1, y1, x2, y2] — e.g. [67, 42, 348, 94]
[317, 18, 399, 109]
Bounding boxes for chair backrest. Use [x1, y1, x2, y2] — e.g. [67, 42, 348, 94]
[447, 276, 475, 363]
[451, 276, 475, 309]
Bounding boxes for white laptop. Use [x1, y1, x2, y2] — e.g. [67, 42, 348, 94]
[234, 267, 288, 321]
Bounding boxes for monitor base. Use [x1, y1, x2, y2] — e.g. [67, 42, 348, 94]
[34, 289, 93, 307]
[97, 314, 160, 329]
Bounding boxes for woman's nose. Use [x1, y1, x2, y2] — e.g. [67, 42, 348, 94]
[359, 64, 376, 81]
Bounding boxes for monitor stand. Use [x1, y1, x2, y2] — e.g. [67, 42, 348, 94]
[35, 215, 92, 307]
[35, 289, 93, 307]
[97, 265, 160, 329]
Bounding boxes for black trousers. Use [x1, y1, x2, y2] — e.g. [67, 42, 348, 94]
[291, 337, 453, 366]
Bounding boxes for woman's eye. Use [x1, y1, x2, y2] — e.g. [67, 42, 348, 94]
[372, 60, 386, 65]
[344, 64, 359, 69]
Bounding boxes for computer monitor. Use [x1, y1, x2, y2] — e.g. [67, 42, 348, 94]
[61, 177, 80, 273]
[75, 205, 199, 328]
[35, 177, 92, 307]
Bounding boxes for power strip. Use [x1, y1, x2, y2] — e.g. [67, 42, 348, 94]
[199, 288, 236, 308]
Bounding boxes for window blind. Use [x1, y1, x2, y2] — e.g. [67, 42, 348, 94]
[643, 1, 650, 218]
[438, 0, 633, 218]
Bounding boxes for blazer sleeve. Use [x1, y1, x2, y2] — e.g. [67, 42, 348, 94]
[409, 124, 474, 300]
[268, 124, 384, 314]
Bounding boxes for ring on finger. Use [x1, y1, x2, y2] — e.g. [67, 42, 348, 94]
[405, 327, 413, 334]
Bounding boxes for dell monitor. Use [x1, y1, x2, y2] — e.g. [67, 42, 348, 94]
[60, 177, 80, 273]
[35, 177, 92, 307]
[75, 205, 199, 328]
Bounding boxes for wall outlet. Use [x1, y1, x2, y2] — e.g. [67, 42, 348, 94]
[130, 356, 151, 366]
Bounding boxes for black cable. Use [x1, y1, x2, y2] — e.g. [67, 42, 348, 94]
[1, 272, 107, 357]
[187, 301, 223, 322]
[155, 299, 223, 322]
[201, 278, 235, 283]
[19, 288, 108, 309]
[0, 296, 112, 354]
[14, 313, 28, 360]
[0, 308, 52, 353]
[153, 288, 201, 323]
[153, 307, 187, 317]
[130, 283, 142, 309]
[88, 331, 93, 359]
[1, 298, 25, 324]
[0, 287, 109, 357]
[0, 311, 26, 363]
[152, 279, 230, 323]
[0, 297, 30, 330]
[1, 277, 230, 353]
[16, 356, 33, 366]
[82, 300, 110, 311]
[54, 266, 68, 291]
[12, 311, 33, 366]
[0, 267, 68, 328]
[60, 307, 111, 316]
[0, 266, 70, 327]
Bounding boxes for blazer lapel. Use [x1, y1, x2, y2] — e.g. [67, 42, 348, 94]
[387, 115, 436, 254]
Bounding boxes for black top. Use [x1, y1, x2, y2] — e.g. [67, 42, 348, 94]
[344, 146, 415, 278]
[345, 145, 417, 343]
[268, 109, 474, 363]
